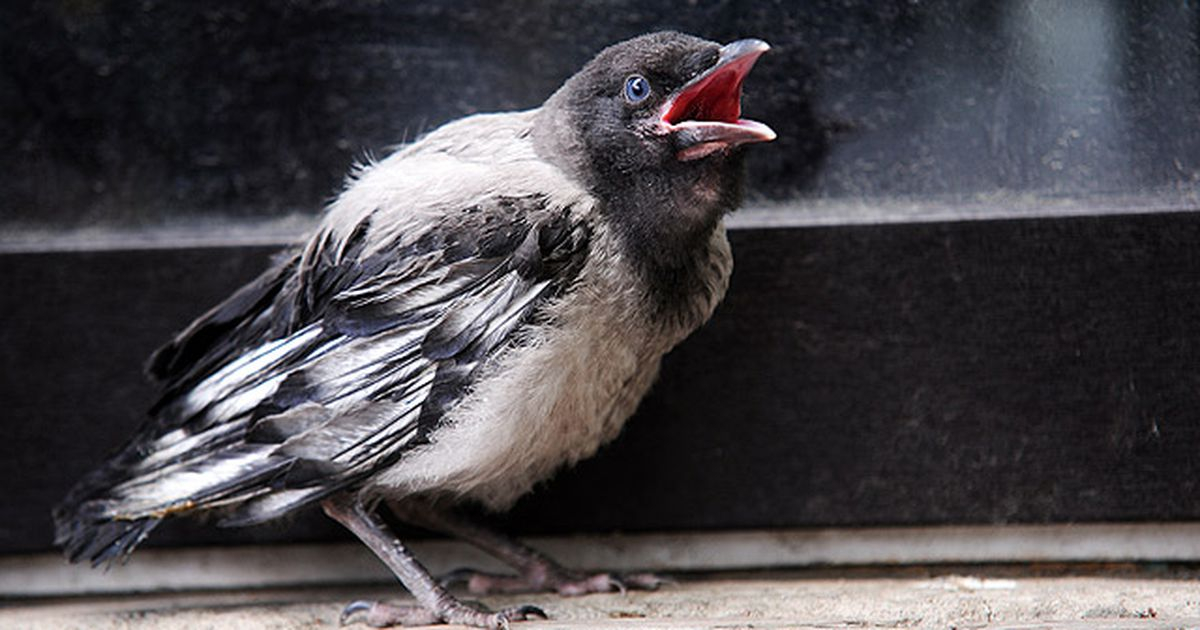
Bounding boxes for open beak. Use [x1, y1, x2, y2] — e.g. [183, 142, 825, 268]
[661, 39, 777, 162]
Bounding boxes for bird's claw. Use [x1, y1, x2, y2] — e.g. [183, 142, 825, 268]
[339, 600, 374, 626]
[515, 604, 548, 619]
[338, 600, 441, 627]
[487, 605, 548, 630]
[338, 598, 545, 628]
[606, 574, 628, 596]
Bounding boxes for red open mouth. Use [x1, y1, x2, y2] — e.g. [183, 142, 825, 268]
[661, 39, 776, 161]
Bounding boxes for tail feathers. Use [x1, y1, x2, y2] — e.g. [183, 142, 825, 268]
[51, 444, 276, 568]
[53, 444, 164, 567]
[54, 510, 161, 568]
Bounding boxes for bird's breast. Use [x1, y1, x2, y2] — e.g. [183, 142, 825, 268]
[367, 222, 732, 510]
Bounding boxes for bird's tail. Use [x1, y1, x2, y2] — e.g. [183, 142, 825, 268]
[53, 434, 289, 567]
[52, 507, 161, 568]
[52, 445, 164, 567]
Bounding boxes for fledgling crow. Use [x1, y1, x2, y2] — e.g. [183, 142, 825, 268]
[54, 31, 775, 628]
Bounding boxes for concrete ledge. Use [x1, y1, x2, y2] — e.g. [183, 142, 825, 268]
[3, 567, 1199, 630]
[6, 523, 1200, 597]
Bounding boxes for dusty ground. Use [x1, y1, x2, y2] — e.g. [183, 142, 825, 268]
[3, 565, 1200, 630]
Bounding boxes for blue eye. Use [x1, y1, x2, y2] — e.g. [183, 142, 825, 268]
[624, 75, 650, 103]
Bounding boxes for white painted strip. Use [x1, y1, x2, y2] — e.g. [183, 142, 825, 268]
[0, 214, 316, 254]
[728, 191, 1200, 229]
[4, 522, 1200, 598]
[3, 191, 1199, 254]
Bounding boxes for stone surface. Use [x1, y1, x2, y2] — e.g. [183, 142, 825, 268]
[4, 566, 1199, 630]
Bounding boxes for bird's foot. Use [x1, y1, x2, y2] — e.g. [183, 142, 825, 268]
[441, 566, 671, 597]
[340, 598, 546, 629]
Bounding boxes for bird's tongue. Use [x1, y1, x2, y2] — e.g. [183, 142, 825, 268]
[663, 55, 755, 126]
[661, 40, 776, 161]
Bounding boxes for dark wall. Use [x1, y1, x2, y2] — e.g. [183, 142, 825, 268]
[5, 214, 1200, 554]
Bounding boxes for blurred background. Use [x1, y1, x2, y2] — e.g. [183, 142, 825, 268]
[3, 0, 1198, 234]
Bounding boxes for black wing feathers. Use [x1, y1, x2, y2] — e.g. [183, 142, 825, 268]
[147, 254, 299, 395]
[54, 194, 592, 564]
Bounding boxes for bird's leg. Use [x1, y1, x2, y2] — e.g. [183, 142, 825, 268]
[321, 494, 546, 628]
[389, 498, 669, 597]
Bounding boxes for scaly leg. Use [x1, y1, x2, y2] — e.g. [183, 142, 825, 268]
[389, 498, 669, 597]
[322, 494, 546, 628]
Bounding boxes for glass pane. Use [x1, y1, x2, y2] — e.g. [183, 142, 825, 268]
[3, 1, 1198, 243]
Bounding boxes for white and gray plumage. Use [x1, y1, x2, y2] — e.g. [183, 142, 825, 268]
[54, 31, 775, 628]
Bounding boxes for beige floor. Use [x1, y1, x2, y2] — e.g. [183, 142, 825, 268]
[3, 565, 1199, 630]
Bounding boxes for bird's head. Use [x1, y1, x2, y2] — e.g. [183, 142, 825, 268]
[535, 31, 775, 225]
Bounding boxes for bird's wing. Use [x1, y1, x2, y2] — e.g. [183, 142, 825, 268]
[56, 193, 591, 563]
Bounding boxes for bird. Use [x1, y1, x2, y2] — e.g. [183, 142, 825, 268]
[53, 31, 776, 628]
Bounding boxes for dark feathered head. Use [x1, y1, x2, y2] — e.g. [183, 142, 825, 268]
[535, 31, 775, 232]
